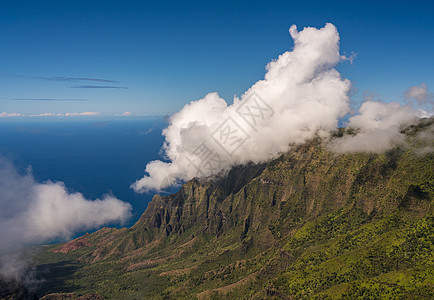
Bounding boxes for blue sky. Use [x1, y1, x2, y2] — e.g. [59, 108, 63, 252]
[1, 0, 433, 117]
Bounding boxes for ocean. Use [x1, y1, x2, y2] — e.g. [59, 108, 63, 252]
[0, 117, 168, 228]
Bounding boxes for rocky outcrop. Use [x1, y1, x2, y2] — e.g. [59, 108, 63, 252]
[52, 234, 90, 253]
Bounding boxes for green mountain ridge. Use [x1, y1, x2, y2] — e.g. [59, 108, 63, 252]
[32, 118, 434, 299]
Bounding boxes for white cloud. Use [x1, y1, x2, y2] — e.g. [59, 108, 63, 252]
[406, 83, 429, 103]
[130, 23, 434, 191]
[132, 23, 351, 192]
[0, 112, 22, 118]
[26, 112, 101, 117]
[0, 158, 132, 255]
[122, 111, 132, 116]
[64, 111, 100, 116]
[405, 83, 433, 110]
[29, 113, 62, 117]
[331, 127, 407, 153]
[349, 101, 416, 131]
[327, 100, 431, 153]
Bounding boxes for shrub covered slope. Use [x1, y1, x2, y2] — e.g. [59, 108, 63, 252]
[34, 119, 434, 299]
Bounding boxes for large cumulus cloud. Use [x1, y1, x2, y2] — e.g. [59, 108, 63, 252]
[132, 23, 433, 192]
[132, 23, 351, 192]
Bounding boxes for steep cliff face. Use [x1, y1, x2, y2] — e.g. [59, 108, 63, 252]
[34, 120, 434, 299]
[134, 162, 267, 241]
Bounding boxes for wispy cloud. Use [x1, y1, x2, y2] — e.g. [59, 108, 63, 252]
[10, 98, 87, 101]
[28, 112, 100, 117]
[114, 112, 149, 117]
[1, 74, 127, 89]
[65, 112, 100, 116]
[0, 112, 22, 118]
[1, 74, 117, 83]
[71, 85, 127, 89]
[405, 83, 434, 109]
[28, 113, 63, 117]
[38, 76, 117, 83]
[1, 112, 100, 118]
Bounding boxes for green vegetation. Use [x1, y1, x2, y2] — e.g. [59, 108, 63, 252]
[32, 120, 434, 299]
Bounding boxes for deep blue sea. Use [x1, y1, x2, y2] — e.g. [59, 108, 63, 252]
[0, 117, 168, 229]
